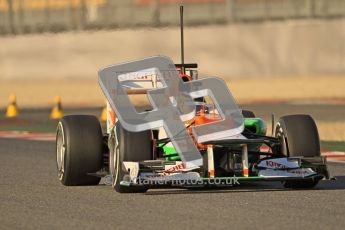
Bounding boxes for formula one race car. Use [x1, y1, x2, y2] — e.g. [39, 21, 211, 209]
[55, 59, 329, 193]
[55, 7, 329, 193]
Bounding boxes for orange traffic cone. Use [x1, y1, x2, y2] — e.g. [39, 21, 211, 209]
[6, 94, 19, 118]
[100, 100, 107, 122]
[50, 96, 64, 119]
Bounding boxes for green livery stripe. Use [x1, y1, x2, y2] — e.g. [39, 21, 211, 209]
[161, 144, 181, 161]
[243, 118, 267, 135]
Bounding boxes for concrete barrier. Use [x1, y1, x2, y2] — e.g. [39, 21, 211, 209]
[0, 19, 344, 79]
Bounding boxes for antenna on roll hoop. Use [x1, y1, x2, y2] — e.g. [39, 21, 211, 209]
[180, 5, 185, 75]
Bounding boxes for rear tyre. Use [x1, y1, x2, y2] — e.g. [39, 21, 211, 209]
[242, 110, 256, 118]
[56, 115, 103, 186]
[275, 114, 321, 188]
[109, 123, 153, 193]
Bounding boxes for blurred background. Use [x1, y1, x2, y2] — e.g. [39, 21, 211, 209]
[1, 0, 345, 33]
[0, 0, 344, 144]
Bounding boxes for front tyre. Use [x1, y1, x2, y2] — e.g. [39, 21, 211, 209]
[109, 123, 153, 193]
[275, 114, 321, 189]
[275, 114, 320, 157]
[56, 115, 103, 186]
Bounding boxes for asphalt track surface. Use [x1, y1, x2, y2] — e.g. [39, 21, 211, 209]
[1, 138, 345, 230]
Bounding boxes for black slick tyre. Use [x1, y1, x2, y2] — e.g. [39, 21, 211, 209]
[56, 115, 103, 186]
[275, 114, 321, 189]
[109, 123, 153, 193]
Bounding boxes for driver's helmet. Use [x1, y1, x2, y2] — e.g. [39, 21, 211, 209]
[195, 101, 212, 115]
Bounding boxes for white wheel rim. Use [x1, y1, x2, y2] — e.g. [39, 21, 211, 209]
[275, 123, 288, 155]
[56, 123, 65, 181]
[111, 145, 120, 187]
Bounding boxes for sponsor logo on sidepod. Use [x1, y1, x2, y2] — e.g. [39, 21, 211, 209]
[265, 160, 289, 169]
